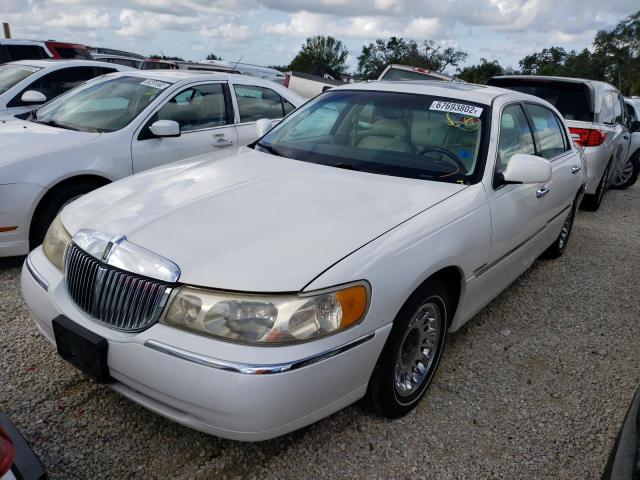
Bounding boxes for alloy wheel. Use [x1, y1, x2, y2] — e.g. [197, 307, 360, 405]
[394, 301, 442, 398]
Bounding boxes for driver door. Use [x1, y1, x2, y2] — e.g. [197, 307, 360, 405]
[131, 81, 237, 173]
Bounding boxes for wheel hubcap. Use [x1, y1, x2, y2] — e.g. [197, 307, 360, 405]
[612, 159, 634, 186]
[394, 302, 441, 397]
[558, 208, 574, 250]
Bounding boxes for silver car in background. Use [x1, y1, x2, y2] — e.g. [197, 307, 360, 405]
[488, 76, 631, 211]
[613, 97, 640, 189]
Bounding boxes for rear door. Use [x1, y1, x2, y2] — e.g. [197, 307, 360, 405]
[231, 83, 296, 145]
[523, 102, 581, 224]
[131, 81, 238, 173]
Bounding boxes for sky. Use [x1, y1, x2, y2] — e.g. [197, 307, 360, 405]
[2, 0, 638, 73]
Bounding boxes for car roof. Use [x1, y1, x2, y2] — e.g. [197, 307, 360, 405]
[329, 80, 512, 105]
[106, 69, 281, 84]
[10, 59, 132, 70]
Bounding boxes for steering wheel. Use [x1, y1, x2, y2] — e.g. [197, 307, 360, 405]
[417, 146, 466, 175]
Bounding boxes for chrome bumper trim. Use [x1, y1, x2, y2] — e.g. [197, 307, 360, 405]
[25, 255, 48, 291]
[144, 332, 376, 375]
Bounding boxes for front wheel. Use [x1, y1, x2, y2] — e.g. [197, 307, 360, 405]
[609, 154, 639, 189]
[366, 280, 448, 418]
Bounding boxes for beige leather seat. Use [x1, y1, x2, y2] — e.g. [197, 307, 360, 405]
[357, 119, 412, 153]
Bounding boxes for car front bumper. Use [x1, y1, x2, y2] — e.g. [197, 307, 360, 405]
[21, 247, 390, 441]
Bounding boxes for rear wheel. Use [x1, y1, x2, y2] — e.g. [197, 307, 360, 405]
[366, 279, 449, 418]
[29, 181, 102, 249]
[581, 160, 611, 212]
[542, 197, 576, 259]
[610, 154, 639, 189]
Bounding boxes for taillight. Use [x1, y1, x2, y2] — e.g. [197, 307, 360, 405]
[0, 428, 15, 477]
[283, 74, 290, 88]
[569, 127, 608, 147]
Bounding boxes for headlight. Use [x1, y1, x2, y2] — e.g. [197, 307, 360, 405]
[162, 283, 369, 344]
[42, 215, 71, 271]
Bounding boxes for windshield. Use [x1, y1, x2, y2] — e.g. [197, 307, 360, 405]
[34, 75, 172, 132]
[256, 90, 487, 183]
[0, 65, 41, 95]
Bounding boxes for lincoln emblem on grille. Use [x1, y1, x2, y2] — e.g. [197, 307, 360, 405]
[66, 229, 181, 331]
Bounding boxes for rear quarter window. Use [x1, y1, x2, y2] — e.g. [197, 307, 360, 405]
[488, 79, 593, 122]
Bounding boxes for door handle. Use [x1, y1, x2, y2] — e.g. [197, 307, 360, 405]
[213, 138, 233, 147]
[570, 165, 581, 174]
[623, 135, 629, 140]
[536, 185, 550, 198]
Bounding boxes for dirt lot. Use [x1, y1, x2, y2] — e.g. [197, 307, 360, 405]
[1, 184, 639, 479]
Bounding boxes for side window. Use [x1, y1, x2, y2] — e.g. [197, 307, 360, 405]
[283, 98, 296, 115]
[233, 85, 285, 122]
[6, 45, 47, 61]
[496, 104, 535, 176]
[601, 93, 615, 125]
[8, 67, 107, 107]
[613, 93, 623, 125]
[155, 83, 228, 132]
[525, 104, 569, 159]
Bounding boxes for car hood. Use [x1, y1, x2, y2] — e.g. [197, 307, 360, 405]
[0, 118, 101, 169]
[63, 149, 466, 292]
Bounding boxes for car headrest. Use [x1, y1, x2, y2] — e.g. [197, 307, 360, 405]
[367, 119, 408, 138]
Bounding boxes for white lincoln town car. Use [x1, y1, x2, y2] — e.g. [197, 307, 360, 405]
[22, 81, 586, 441]
[0, 70, 303, 257]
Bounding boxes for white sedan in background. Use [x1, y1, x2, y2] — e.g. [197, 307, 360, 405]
[23, 81, 586, 441]
[0, 70, 304, 257]
[0, 59, 132, 117]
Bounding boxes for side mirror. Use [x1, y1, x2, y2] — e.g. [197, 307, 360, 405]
[255, 118, 272, 138]
[502, 153, 552, 184]
[21, 90, 47, 104]
[149, 120, 180, 138]
[630, 120, 640, 134]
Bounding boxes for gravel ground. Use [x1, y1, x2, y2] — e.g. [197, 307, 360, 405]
[1, 184, 639, 480]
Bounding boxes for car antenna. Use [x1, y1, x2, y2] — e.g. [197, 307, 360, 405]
[231, 55, 244, 71]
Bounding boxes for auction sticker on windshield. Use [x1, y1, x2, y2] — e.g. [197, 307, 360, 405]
[140, 79, 171, 90]
[430, 101, 483, 117]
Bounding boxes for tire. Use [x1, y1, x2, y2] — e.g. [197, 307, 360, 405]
[30, 182, 101, 249]
[366, 279, 449, 418]
[609, 154, 639, 190]
[581, 160, 611, 212]
[542, 196, 577, 259]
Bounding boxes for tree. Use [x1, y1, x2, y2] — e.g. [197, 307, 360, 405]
[288, 36, 349, 77]
[457, 58, 504, 84]
[356, 37, 467, 80]
[519, 46, 570, 75]
[206, 53, 222, 61]
[593, 10, 640, 95]
[149, 54, 185, 61]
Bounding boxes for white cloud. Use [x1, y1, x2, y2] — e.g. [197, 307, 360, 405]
[115, 8, 199, 37]
[199, 23, 252, 42]
[47, 10, 111, 29]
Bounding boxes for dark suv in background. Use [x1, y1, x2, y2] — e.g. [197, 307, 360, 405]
[488, 75, 633, 211]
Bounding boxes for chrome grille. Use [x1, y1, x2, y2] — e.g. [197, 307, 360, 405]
[65, 244, 172, 331]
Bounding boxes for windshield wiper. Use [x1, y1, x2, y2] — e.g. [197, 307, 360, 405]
[255, 142, 285, 157]
[331, 162, 362, 172]
[33, 119, 79, 131]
